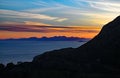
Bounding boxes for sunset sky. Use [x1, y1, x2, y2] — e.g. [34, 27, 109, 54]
[0, 0, 119, 39]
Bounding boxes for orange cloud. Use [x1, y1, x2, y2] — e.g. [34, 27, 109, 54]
[0, 24, 101, 39]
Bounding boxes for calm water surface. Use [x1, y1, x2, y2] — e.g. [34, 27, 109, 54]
[0, 41, 86, 64]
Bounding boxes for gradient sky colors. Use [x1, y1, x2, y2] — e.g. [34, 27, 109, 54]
[0, 0, 119, 39]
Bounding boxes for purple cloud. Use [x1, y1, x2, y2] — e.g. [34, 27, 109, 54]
[0, 25, 99, 33]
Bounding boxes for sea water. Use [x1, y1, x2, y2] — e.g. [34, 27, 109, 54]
[0, 41, 86, 64]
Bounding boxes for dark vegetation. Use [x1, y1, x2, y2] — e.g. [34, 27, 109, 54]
[0, 16, 120, 78]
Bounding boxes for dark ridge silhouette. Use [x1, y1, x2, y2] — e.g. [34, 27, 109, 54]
[0, 16, 120, 78]
[0, 36, 90, 42]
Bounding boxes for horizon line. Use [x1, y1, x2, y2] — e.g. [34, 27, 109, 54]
[0, 36, 91, 40]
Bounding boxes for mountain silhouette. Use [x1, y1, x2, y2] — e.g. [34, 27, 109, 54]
[0, 36, 90, 42]
[0, 16, 120, 78]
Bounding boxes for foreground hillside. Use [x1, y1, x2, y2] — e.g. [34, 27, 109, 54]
[0, 16, 120, 78]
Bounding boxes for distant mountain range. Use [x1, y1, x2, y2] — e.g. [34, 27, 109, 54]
[0, 36, 90, 42]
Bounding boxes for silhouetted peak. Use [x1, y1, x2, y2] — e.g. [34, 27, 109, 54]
[109, 15, 120, 25]
[113, 15, 120, 22]
[109, 15, 120, 26]
[98, 15, 120, 36]
[81, 15, 120, 50]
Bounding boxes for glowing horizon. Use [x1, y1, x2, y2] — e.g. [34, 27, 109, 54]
[0, 0, 119, 39]
[0, 24, 101, 39]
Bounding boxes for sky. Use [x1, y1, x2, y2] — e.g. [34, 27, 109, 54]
[0, 0, 119, 39]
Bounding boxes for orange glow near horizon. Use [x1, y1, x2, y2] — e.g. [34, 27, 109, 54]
[0, 25, 101, 39]
[0, 31, 99, 39]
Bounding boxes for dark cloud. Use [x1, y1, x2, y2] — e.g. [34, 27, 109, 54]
[0, 25, 99, 33]
[0, 25, 50, 33]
